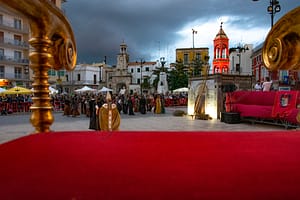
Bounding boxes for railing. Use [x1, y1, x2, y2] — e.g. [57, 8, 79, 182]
[0, 72, 29, 80]
[0, 55, 29, 64]
[0, 21, 30, 33]
[0, 0, 77, 133]
[0, 38, 29, 48]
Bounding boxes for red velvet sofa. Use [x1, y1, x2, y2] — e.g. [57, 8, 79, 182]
[225, 90, 300, 126]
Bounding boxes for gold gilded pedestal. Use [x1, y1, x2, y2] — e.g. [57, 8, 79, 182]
[0, 0, 76, 133]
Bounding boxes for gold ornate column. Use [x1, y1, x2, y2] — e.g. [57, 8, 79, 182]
[0, 0, 77, 133]
[29, 38, 54, 133]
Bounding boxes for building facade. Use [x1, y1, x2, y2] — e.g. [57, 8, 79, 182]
[0, 7, 30, 88]
[127, 61, 158, 94]
[176, 47, 209, 76]
[229, 44, 253, 76]
[0, 0, 66, 89]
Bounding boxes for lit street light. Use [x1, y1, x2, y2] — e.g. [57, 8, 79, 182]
[253, 0, 281, 27]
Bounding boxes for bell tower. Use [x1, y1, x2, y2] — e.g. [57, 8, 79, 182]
[117, 41, 128, 71]
[212, 22, 229, 74]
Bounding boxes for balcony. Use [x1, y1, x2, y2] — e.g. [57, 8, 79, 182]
[0, 55, 29, 65]
[0, 38, 29, 49]
[0, 72, 29, 80]
[0, 21, 29, 34]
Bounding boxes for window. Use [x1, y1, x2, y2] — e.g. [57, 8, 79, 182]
[137, 78, 141, 84]
[48, 69, 56, 76]
[14, 35, 22, 46]
[0, 48, 4, 60]
[145, 67, 149, 72]
[14, 51, 21, 62]
[184, 54, 188, 64]
[57, 70, 65, 77]
[0, 66, 4, 78]
[137, 68, 141, 73]
[14, 19, 22, 30]
[77, 74, 80, 81]
[196, 53, 201, 61]
[222, 49, 226, 58]
[0, 32, 4, 43]
[66, 74, 69, 82]
[15, 67, 22, 79]
[131, 68, 134, 73]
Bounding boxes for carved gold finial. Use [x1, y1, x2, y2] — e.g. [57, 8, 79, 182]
[263, 6, 300, 124]
[0, 0, 77, 133]
[263, 6, 300, 71]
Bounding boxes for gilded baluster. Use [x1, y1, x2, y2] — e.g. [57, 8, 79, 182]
[0, 0, 77, 132]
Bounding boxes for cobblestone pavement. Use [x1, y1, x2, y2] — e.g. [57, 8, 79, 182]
[0, 106, 295, 144]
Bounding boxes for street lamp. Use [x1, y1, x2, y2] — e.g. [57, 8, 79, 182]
[192, 29, 197, 49]
[160, 57, 166, 71]
[136, 59, 145, 95]
[252, 0, 281, 27]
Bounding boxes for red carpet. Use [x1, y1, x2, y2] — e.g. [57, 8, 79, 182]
[1, 131, 300, 199]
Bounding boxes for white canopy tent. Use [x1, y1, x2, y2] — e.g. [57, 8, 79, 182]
[99, 86, 113, 93]
[31, 86, 58, 95]
[74, 86, 97, 93]
[173, 87, 188, 93]
[49, 86, 58, 94]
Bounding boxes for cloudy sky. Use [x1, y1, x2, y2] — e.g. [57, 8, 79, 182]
[62, 0, 300, 66]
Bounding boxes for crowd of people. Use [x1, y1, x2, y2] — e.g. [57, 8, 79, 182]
[0, 91, 187, 116]
[0, 94, 33, 115]
[59, 92, 187, 131]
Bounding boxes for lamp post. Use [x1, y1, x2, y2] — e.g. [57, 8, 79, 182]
[160, 57, 166, 71]
[252, 0, 281, 27]
[192, 29, 197, 49]
[137, 59, 145, 95]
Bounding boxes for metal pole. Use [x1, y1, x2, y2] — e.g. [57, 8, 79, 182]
[270, 0, 274, 27]
[140, 61, 142, 95]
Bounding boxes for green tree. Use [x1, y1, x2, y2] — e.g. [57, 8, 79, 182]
[168, 61, 188, 91]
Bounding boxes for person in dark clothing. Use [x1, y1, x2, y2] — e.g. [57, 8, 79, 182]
[127, 95, 135, 115]
[88, 96, 98, 130]
[122, 95, 128, 114]
[139, 95, 147, 114]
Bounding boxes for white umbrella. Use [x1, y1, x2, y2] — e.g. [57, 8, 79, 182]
[99, 86, 113, 92]
[74, 86, 97, 93]
[0, 87, 6, 93]
[173, 87, 188, 93]
[31, 86, 59, 94]
[49, 86, 58, 94]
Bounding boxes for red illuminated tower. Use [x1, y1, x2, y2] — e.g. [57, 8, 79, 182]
[212, 22, 229, 74]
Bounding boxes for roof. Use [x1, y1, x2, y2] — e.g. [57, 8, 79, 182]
[215, 23, 228, 39]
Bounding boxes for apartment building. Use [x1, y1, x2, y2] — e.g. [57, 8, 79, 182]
[0, 7, 30, 88]
[0, 0, 66, 89]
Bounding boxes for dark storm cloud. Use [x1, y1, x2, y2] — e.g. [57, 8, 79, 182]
[63, 0, 300, 65]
